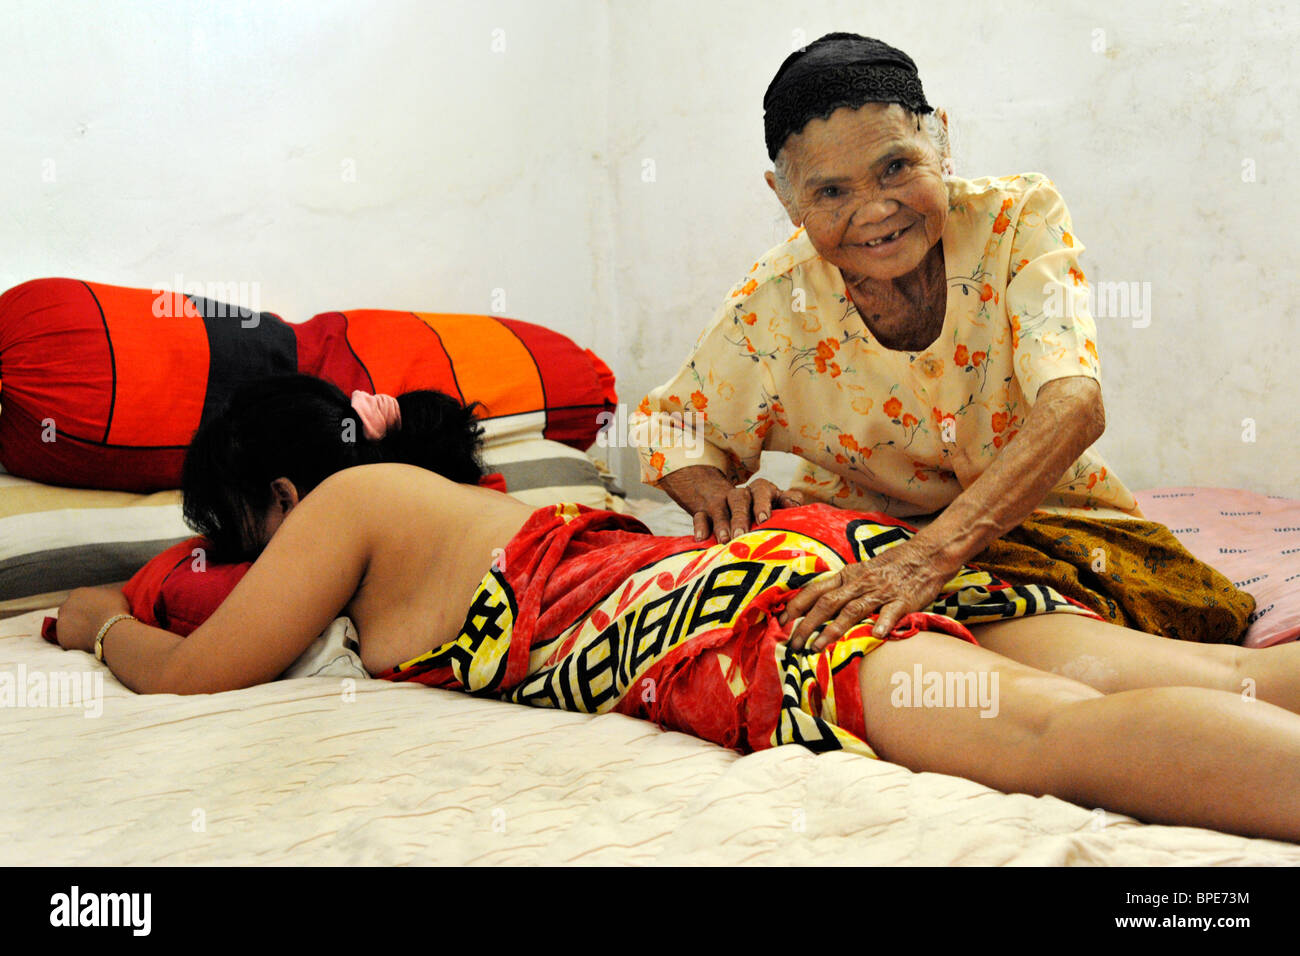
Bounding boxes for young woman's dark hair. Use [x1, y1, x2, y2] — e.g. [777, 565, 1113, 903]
[182, 373, 486, 561]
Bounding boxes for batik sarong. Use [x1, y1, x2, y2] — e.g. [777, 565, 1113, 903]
[377, 503, 1100, 758]
[969, 513, 1255, 643]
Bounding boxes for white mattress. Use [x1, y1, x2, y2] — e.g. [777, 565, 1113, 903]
[2, 606, 1296, 865]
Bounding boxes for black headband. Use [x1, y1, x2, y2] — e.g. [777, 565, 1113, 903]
[763, 32, 933, 161]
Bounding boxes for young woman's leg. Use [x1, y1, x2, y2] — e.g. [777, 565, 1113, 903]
[969, 614, 1300, 714]
[857, 631, 1300, 842]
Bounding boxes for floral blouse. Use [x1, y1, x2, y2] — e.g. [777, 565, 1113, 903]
[630, 172, 1142, 519]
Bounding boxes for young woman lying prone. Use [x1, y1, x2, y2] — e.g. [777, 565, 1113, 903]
[56, 375, 1300, 843]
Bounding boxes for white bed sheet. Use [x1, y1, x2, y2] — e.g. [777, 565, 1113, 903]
[2, 607, 1296, 866]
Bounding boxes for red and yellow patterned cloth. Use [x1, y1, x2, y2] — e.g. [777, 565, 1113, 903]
[377, 503, 1099, 757]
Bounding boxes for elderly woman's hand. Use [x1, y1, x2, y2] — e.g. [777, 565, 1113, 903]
[779, 536, 959, 652]
[658, 465, 806, 542]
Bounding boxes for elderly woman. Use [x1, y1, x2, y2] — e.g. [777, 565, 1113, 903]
[631, 32, 1253, 661]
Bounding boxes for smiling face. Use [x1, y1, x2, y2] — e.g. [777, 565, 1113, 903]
[766, 102, 949, 285]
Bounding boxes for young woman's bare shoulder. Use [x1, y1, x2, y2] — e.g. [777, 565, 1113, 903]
[308, 463, 485, 522]
[314, 461, 456, 494]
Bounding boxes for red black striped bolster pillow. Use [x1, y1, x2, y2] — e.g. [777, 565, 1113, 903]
[0, 279, 617, 491]
[296, 309, 617, 450]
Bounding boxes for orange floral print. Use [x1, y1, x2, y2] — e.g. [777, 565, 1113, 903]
[918, 356, 944, 379]
[884, 396, 903, 419]
[813, 337, 841, 375]
[992, 198, 1014, 234]
[797, 313, 823, 334]
[954, 344, 969, 366]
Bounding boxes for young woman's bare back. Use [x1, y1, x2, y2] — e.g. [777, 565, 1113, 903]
[69, 464, 536, 695]
[336, 465, 537, 673]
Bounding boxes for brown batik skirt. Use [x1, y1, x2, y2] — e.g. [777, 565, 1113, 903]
[968, 514, 1255, 644]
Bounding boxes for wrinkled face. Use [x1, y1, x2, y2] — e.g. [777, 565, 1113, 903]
[773, 102, 948, 284]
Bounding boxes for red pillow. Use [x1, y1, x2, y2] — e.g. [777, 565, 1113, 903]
[0, 278, 297, 490]
[0, 279, 617, 491]
[120, 537, 251, 637]
[41, 535, 251, 645]
[297, 310, 617, 450]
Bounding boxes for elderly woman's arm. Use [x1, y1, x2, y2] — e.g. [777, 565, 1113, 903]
[631, 281, 812, 538]
[782, 375, 1105, 650]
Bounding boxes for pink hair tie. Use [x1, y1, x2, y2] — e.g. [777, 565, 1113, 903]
[350, 390, 403, 441]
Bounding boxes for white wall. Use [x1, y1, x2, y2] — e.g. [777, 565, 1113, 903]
[1, 0, 613, 348]
[3, 0, 1296, 497]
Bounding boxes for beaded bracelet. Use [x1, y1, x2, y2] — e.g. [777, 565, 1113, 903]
[94, 613, 137, 663]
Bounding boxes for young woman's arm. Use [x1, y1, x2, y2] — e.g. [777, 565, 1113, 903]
[57, 469, 374, 694]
